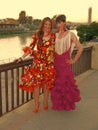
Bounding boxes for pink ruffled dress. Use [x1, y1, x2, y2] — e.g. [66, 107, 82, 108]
[51, 31, 81, 111]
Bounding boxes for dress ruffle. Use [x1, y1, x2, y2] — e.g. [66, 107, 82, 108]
[19, 64, 56, 92]
[51, 51, 81, 111]
[51, 70, 81, 111]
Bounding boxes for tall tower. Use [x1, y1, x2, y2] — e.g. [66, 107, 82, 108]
[88, 7, 92, 24]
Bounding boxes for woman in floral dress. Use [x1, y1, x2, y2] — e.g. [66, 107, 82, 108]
[17, 17, 56, 112]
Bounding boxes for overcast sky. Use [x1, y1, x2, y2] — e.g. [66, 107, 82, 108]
[0, 0, 97, 22]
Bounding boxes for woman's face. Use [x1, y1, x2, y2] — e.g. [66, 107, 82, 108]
[43, 20, 52, 33]
[57, 21, 65, 31]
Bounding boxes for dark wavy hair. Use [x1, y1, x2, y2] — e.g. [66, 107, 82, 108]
[56, 14, 66, 23]
[37, 17, 52, 43]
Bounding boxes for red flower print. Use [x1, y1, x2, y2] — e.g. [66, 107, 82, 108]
[42, 46, 46, 51]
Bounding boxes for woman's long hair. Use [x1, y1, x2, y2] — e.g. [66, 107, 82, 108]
[37, 17, 52, 44]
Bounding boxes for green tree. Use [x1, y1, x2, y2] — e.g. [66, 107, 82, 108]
[52, 15, 57, 29]
[26, 16, 33, 24]
[76, 22, 98, 43]
[18, 11, 27, 24]
[33, 19, 41, 26]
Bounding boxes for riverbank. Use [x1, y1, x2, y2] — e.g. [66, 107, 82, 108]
[0, 30, 35, 37]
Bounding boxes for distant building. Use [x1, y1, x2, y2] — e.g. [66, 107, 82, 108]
[0, 18, 18, 24]
[0, 18, 19, 30]
[88, 7, 92, 24]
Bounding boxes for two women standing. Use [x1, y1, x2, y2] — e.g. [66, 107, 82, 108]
[17, 14, 83, 112]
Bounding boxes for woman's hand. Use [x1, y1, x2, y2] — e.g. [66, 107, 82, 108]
[14, 57, 23, 63]
[66, 59, 75, 64]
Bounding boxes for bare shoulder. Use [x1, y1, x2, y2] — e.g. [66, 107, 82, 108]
[70, 31, 77, 38]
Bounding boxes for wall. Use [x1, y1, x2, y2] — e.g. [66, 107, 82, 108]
[84, 42, 98, 70]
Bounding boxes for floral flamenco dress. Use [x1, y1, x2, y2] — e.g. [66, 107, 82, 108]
[19, 33, 56, 92]
[51, 31, 81, 111]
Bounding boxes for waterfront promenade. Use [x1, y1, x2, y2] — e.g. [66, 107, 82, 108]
[0, 69, 98, 130]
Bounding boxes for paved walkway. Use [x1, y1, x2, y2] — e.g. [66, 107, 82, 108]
[0, 69, 98, 130]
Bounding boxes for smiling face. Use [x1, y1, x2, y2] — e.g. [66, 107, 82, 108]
[43, 20, 52, 33]
[37, 17, 52, 41]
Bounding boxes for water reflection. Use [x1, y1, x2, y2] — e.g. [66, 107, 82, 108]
[0, 30, 77, 64]
[0, 33, 33, 63]
[18, 33, 33, 45]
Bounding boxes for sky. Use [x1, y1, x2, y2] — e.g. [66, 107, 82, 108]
[0, 0, 97, 22]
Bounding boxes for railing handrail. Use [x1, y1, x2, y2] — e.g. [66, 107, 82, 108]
[0, 58, 33, 72]
[0, 46, 93, 72]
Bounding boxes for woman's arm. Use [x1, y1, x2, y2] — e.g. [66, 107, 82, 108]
[15, 32, 37, 62]
[20, 51, 30, 60]
[66, 32, 83, 64]
[71, 32, 83, 63]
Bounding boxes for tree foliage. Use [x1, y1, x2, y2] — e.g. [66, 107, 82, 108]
[52, 15, 57, 29]
[76, 22, 98, 43]
[33, 19, 41, 26]
[18, 11, 33, 24]
[26, 16, 33, 24]
[18, 11, 27, 24]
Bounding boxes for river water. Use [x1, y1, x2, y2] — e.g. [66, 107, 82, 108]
[0, 30, 78, 64]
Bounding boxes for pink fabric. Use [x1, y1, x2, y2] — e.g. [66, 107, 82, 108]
[51, 48, 81, 111]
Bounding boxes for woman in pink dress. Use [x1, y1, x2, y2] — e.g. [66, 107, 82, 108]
[51, 15, 83, 111]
